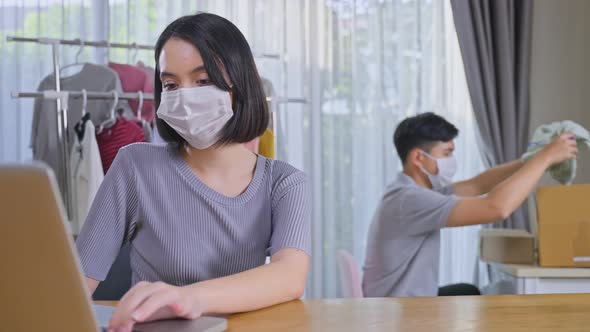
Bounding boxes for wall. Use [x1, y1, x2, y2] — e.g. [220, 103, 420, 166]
[530, 0, 590, 185]
[529, 0, 590, 232]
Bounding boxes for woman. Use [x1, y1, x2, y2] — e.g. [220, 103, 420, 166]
[76, 13, 310, 332]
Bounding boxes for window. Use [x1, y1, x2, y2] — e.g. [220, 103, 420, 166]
[0, 0, 484, 298]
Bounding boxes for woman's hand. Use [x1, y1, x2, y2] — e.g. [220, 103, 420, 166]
[107, 281, 204, 332]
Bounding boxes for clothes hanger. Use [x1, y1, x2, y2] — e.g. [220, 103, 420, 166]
[74, 89, 90, 141]
[131, 42, 139, 65]
[106, 40, 111, 64]
[81, 88, 88, 116]
[96, 90, 118, 135]
[137, 90, 144, 121]
[137, 90, 143, 122]
[60, 39, 86, 77]
[136, 90, 152, 142]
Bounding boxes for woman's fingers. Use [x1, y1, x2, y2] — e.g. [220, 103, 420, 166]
[108, 321, 133, 332]
[132, 287, 181, 322]
[109, 282, 168, 329]
[108, 282, 202, 331]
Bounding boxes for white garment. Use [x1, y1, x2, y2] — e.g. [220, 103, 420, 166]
[70, 120, 104, 233]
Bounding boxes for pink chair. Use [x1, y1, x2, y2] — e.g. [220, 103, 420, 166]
[336, 250, 364, 298]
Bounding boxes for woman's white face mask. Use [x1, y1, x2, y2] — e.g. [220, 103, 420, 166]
[157, 85, 234, 149]
[419, 150, 457, 189]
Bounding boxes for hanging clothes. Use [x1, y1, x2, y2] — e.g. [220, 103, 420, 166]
[262, 78, 276, 101]
[70, 113, 104, 233]
[259, 77, 277, 158]
[152, 124, 165, 144]
[31, 63, 133, 188]
[137, 61, 155, 86]
[141, 120, 153, 143]
[258, 128, 275, 159]
[109, 62, 155, 123]
[96, 117, 146, 173]
[137, 62, 156, 141]
[522, 120, 590, 184]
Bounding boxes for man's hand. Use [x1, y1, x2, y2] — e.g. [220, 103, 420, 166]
[538, 132, 578, 166]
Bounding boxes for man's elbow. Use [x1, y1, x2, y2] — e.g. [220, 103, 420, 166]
[488, 199, 511, 221]
[497, 209, 511, 221]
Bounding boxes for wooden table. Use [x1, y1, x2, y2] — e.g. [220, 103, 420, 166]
[97, 293, 590, 331]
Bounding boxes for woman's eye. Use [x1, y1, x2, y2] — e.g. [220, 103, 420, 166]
[196, 79, 212, 86]
[163, 82, 177, 91]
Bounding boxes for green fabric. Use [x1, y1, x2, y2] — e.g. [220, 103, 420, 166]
[522, 120, 590, 185]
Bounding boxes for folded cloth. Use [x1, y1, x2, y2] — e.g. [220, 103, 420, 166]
[522, 120, 590, 184]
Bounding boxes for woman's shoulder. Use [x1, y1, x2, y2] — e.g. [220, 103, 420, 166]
[265, 157, 308, 194]
[117, 142, 174, 167]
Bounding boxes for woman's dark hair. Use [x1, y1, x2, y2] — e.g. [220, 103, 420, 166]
[154, 13, 269, 146]
[393, 112, 459, 164]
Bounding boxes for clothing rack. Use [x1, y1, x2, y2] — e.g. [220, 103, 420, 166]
[6, 36, 154, 50]
[7, 35, 307, 220]
[6, 36, 158, 221]
[11, 90, 152, 223]
[6, 36, 282, 59]
[12, 91, 154, 100]
[268, 97, 307, 104]
[12, 91, 303, 104]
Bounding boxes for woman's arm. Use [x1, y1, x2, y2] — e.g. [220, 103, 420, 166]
[76, 147, 139, 301]
[106, 248, 309, 332]
[85, 277, 100, 295]
[185, 248, 309, 313]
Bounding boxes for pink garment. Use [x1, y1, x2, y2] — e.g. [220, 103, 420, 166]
[337, 250, 364, 298]
[96, 117, 145, 173]
[137, 61, 155, 86]
[108, 62, 155, 123]
[244, 138, 260, 154]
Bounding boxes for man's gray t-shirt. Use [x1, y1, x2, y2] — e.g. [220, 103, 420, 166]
[362, 173, 458, 297]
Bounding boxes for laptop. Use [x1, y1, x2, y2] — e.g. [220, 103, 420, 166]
[0, 164, 227, 332]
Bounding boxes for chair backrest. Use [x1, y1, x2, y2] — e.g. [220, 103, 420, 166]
[92, 243, 132, 301]
[336, 250, 364, 298]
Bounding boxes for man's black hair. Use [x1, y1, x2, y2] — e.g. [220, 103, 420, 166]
[393, 112, 459, 164]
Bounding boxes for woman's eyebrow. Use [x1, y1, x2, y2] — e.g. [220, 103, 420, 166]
[160, 66, 206, 79]
[191, 65, 206, 73]
[159, 71, 176, 79]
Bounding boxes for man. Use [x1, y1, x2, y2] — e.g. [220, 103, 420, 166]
[362, 112, 577, 298]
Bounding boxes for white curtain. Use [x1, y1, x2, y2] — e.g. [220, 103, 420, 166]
[307, 0, 486, 297]
[438, 3, 487, 288]
[0, 0, 96, 162]
[0, 0, 484, 298]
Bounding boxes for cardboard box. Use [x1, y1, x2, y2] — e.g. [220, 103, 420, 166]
[479, 229, 535, 264]
[537, 184, 590, 267]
